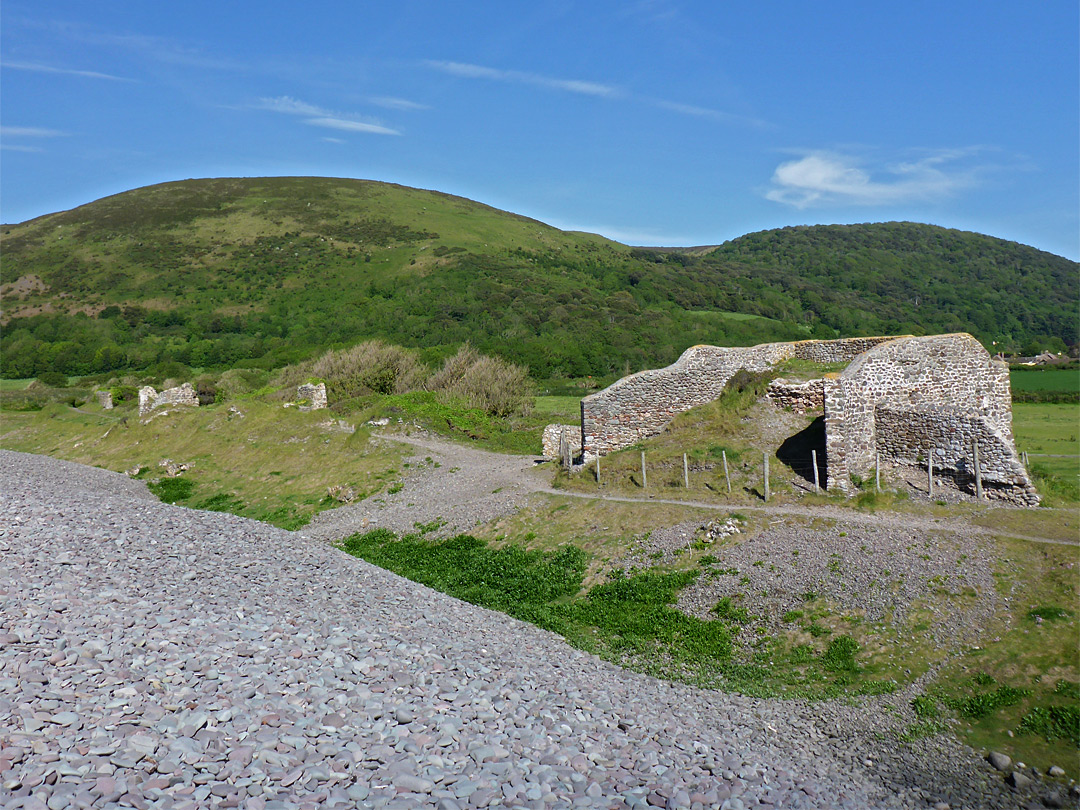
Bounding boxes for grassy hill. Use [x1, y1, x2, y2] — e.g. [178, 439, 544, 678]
[2, 177, 1076, 380]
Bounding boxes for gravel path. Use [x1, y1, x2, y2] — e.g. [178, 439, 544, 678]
[304, 433, 550, 542]
[2, 449, 1058, 809]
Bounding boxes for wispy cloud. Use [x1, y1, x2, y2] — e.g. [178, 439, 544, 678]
[425, 59, 764, 128]
[1, 144, 44, 153]
[764, 149, 984, 208]
[426, 60, 620, 98]
[2, 60, 135, 81]
[369, 96, 429, 111]
[650, 99, 770, 129]
[305, 118, 400, 135]
[1, 126, 68, 138]
[254, 95, 401, 136]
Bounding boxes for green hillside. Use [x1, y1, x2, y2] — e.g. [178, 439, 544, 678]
[2, 178, 1075, 380]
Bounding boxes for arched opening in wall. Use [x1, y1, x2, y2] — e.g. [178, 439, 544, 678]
[776, 416, 826, 486]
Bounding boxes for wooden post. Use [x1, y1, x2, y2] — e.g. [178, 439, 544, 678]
[763, 452, 770, 502]
[595, 454, 601, 485]
[875, 452, 880, 493]
[683, 453, 689, 488]
[722, 451, 731, 494]
[1022, 450, 1029, 467]
[812, 449, 820, 493]
[927, 449, 934, 497]
[973, 439, 983, 500]
[641, 451, 647, 489]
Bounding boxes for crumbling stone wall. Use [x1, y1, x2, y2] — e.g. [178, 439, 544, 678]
[542, 424, 580, 460]
[823, 334, 1033, 503]
[138, 383, 199, 417]
[96, 390, 114, 410]
[767, 379, 824, 414]
[296, 382, 328, 411]
[580, 336, 898, 458]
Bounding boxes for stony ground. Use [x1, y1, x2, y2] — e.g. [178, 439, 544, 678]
[1, 449, 1066, 810]
[304, 433, 550, 541]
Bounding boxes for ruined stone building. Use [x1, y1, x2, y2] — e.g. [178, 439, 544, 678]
[567, 334, 1037, 505]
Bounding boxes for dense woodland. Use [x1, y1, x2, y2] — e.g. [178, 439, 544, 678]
[2, 178, 1076, 380]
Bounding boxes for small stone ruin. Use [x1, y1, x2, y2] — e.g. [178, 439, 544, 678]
[284, 382, 328, 411]
[95, 390, 114, 410]
[138, 383, 199, 418]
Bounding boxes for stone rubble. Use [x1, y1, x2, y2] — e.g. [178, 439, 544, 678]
[0, 450, 1059, 810]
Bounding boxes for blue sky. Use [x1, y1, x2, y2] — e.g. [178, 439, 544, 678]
[3, 1, 1077, 258]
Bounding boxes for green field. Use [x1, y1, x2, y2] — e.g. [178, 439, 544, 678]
[1013, 403, 1080, 502]
[1011, 367, 1080, 393]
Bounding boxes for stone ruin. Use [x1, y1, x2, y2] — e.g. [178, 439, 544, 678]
[95, 390, 114, 410]
[284, 382, 328, 411]
[551, 334, 1037, 505]
[138, 383, 199, 418]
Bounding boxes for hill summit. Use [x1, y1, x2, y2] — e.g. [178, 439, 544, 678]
[2, 177, 1076, 379]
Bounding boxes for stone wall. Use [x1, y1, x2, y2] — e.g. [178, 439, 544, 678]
[874, 405, 1039, 505]
[542, 424, 580, 461]
[296, 382, 328, 411]
[823, 334, 1029, 501]
[766, 378, 824, 414]
[96, 390, 114, 410]
[580, 336, 899, 458]
[138, 383, 199, 418]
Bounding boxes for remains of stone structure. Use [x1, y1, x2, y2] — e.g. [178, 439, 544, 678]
[766, 378, 824, 414]
[542, 424, 580, 461]
[96, 390, 114, 410]
[138, 383, 199, 418]
[296, 382, 328, 411]
[557, 333, 1037, 505]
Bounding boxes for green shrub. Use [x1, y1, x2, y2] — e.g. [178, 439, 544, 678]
[428, 343, 534, 417]
[1017, 705, 1080, 746]
[304, 339, 428, 398]
[36, 371, 68, 387]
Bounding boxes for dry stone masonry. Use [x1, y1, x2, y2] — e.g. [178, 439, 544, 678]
[95, 390, 113, 410]
[766, 379, 824, 414]
[296, 381, 328, 411]
[569, 333, 1037, 505]
[137, 383, 199, 418]
[823, 334, 1037, 504]
[579, 336, 898, 458]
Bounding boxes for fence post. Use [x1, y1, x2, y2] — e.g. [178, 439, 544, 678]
[683, 453, 689, 488]
[595, 454, 601, 485]
[763, 452, 770, 502]
[641, 451, 647, 489]
[973, 439, 983, 500]
[1022, 450, 1029, 467]
[875, 452, 880, 493]
[722, 451, 732, 494]
[927, 449, 934, 498]
[812, 449, 820, 493]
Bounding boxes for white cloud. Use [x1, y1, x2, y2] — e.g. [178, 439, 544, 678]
[426, 60, 619, 98]
[2, 60, 134, 81]
[305, 118, 400, 136]
[1, 144, 44, 152]
[322, 137, 345, 144]
[255, 96, 329, 117]
[765, 150, 981, 208]
[369, 96, 429, 111]
[1, 126, 67, 137]
[255, 96, 400, 136]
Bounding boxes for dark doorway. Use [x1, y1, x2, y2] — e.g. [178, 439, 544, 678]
[776, 416, 826, 485]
